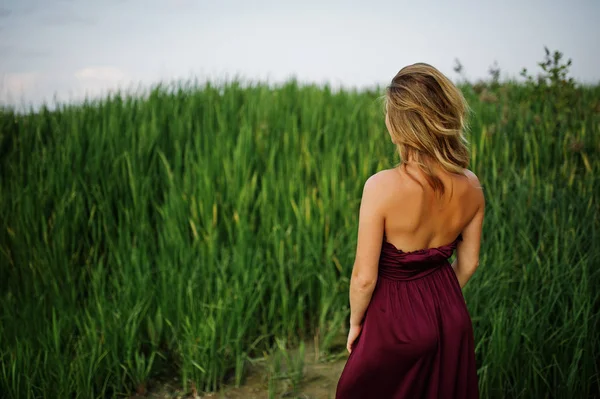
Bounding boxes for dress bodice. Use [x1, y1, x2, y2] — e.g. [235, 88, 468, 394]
[378, 234, 462, 281]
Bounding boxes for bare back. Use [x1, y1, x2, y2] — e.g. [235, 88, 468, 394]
[379, 163, 484, 257]
[350, 162, 484, 289]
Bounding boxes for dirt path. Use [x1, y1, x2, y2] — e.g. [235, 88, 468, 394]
[140, 343, 349, 399]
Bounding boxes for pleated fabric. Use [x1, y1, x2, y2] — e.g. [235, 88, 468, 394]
[336, 234, 479, 399]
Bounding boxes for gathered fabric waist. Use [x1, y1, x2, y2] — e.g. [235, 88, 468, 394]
[377, 261, 450, 282]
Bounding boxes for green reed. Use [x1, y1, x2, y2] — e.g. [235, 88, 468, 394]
[0, 78, 598, 398]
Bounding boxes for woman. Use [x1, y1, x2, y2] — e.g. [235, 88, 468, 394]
[336, 63, 484, 399]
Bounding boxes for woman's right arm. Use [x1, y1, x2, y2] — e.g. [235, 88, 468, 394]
[452, 178, 485, 289]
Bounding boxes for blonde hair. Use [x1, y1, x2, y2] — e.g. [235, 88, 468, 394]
[385, 63, 470, 197]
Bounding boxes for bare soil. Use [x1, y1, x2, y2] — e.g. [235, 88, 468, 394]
[134, 343, 349, 399]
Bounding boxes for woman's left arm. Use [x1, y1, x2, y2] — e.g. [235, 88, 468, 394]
[349, 175, 385, 327]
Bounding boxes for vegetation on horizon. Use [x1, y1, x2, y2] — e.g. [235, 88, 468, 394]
[0, 49, 599, 398]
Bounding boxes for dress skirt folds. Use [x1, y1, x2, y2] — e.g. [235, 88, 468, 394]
[336, 234, 479, 399]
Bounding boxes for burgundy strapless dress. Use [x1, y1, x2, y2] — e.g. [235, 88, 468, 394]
[336, 234, 479, 399]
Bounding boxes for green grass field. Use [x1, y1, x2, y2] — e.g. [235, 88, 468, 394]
[1, 67, 599, 398]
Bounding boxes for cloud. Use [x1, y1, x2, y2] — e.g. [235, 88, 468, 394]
[0, 7, 11, 18]
[2, 72, 39, 93]
[73, 66, 129, 99]
[75, 66, 126, 82]
[1, 72, 41, 105]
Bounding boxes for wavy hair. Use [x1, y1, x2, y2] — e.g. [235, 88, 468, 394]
[385, 63, 470, 197]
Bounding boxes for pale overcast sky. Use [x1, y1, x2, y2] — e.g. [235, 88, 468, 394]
[0, 0, 598, 108]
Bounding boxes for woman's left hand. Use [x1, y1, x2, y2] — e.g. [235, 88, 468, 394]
[346, 323, 363, 353]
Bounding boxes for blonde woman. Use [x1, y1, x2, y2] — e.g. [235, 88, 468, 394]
[336, 63, 483, 399]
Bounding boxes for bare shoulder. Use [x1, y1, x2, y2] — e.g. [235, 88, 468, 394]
[462, 168, 485, 206]
[364, 169, 393, 192]
[461, 168, 480, 188]
[362, 168, 418, 213]
[362, 169, 401, 200]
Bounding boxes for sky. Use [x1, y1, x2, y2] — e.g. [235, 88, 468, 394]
[0, 0, 598, 108]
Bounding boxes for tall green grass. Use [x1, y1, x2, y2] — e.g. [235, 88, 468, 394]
[0, 77, 598, 398]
